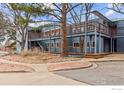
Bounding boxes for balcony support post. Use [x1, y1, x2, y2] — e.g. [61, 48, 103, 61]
[99, 32, 101, 54]
[94, 27, 97, 54]
[110, 37, 112, 53]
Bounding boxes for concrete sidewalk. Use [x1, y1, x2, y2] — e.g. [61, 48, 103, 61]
[0, 58, 88, 85]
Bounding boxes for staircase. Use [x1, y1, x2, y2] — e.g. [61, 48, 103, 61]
[36, 41, 48, 52]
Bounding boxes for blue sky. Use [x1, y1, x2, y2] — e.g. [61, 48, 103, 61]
[33, 3, 124, 27]
[46, 3, 124, 23]
[1, 3, 124, 20]
[66, 3, 124, 21]
[92, 3, 124, 20]
[1, 3, 124, 27]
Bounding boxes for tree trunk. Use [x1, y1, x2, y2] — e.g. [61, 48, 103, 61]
[61, 4, 67, 57]
[21, 29, 25, 51]
[21, 28, 28, 52]
[16, 28, 28, 53]
[16, 30, 22, 53]
[79, 36, 83, 53]
[79, 23, 83, 53]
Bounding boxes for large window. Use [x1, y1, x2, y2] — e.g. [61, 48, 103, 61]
[90, 36, 95, 48]
[55, 41, 59, 48]
[87, 36, 90, 47]
[87, 36, 95, 48]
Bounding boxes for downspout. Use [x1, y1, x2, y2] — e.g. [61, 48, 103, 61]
[84, 13, 87, 55]
[99, 23, 101, 54]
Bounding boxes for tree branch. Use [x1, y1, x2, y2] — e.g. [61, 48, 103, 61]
[67, 4, 82, 13]
[53, 3, 62, 12]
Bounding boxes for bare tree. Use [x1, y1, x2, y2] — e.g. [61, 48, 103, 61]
[45, 3, 81, 57]
[68, 3, 94, 55]
[108, 3, 124, 14]
[84, 3, 94, 55]
[68, 4, 84, 53]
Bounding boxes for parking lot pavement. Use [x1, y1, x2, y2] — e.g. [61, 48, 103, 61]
[55, 61, 124, 85]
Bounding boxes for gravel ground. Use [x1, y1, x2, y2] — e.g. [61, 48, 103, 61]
[55, 61, 124, 85]
[0, 62, 34, 72]
[1, 53, 82, 64]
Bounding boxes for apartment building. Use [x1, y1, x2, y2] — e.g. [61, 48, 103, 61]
[28, 11, 124, 56]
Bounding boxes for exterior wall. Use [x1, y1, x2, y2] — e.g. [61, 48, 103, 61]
[116, 21, 124, 36]
[29, 33, 112, 54]
[28, 11, 117, 54]
[117, 37, 124, 52]
[96, 36, 111, 53]
[101, 37, 104, 53]
[67, 37, 73, 53]
[49, 39, 61, 53]
[86, 35, 94, 53]
[71, 36, 81, 53]
[115, 20, 124, 52]
[104, 38, 110, 52]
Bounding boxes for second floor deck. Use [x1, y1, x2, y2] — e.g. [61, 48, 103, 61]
[28, 20, 117, 41]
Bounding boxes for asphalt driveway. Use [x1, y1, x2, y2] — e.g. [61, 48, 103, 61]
[54, 61, 124, 85]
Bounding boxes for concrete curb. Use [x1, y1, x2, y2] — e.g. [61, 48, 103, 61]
[47, 62, 93, 72]
[90, 60, 124, 63]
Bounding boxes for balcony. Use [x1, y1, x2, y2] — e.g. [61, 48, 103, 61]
[29, 21, 116, 41]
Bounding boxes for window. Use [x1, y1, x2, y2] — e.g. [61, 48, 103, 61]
[91, 42, 95, 47]
[73, 28, 76, 33]
[56, 32, 59, 36]
[73, 42, 80, 47]
[51, 43, 54, 48]
[87, 36, 95, 48]
[51, 32, 54, 36]
[47, 43, 49, 47]
[81, 27, 84, 32]
[103, 20, 107, 25]
[56, 42, 59, 48]
[87, 42, 90, 47]
[88, 25, 94, 31]
[90, 36, 95, 48]
[87, 36, 90, 42]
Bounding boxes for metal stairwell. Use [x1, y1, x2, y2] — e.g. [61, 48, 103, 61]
[36, 41, 48, 52]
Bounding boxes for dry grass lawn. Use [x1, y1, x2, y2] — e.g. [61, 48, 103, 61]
[1, 51, 82, 64]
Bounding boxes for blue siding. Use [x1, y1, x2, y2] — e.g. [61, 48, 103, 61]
[117, 38, 124, 52]
[115, 20, 124, 52]
[116, 20, 124, 36]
